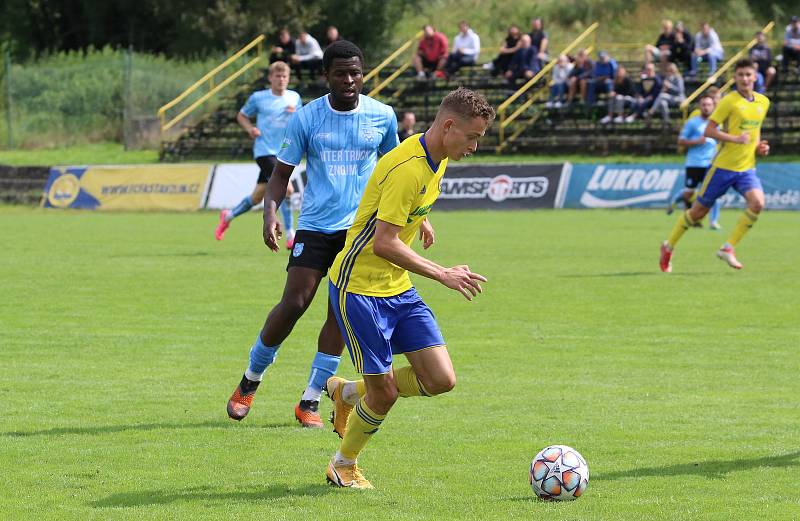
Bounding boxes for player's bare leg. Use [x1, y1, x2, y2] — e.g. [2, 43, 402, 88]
[227, 267, 324, 421]
[718, 188, 763, 269]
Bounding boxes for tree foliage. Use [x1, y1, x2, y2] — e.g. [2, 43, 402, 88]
[1, 0, 419, 60]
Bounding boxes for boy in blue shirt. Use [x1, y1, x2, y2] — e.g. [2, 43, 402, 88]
[226, 41, 400, 428]
[669, 94, 721, 228]
[216, 61, 301, 247]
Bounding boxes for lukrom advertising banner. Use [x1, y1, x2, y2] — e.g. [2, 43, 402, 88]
[563, 163, 800, 210]
[42, 164, 212, 210]
[435, 163, 568, 210]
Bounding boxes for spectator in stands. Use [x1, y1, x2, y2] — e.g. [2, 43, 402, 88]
[632, 62, 662, 120]
[270, 28, 296, 64]
[586, 51, 617, 106]
[545, 54, 573, 108]
[783, 16, 800, 74]
[529, 18, 549, 62]
[670, 21, 694, 72]
[690, 22, 724, 77]
[444, 21, 481, 79]
[566, 49, 593, 104]
[750, 31, 776, 89]
[753, 62, 767, 94]
[325, 26, 342, 48]
[398, 112, 417, 142]
[413, 25, 448, 80]
[645, 20, 675, 71]
[504, 34, 540, 86]
[292, 30, 324, 80]
[600, 65, 637, 124]
[483, 25, 522, 76]
[647, 62, 685, 123]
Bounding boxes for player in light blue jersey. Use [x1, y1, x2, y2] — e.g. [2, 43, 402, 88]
[215, 61, 302, 246]
[226, 41, 400, 428]
[668, 93, 722, 229]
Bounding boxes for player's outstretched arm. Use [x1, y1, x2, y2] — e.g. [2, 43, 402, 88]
[704, 120, 749, 144]
[262, 161, 294, 251]
[373, 220, 486, 301]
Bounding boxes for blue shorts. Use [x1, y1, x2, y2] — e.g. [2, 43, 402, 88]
[329, 281, 446, 375]
[696, 166, 762, 207]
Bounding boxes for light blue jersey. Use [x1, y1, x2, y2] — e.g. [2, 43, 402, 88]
[278, 94, 399, 233]
[680, 115, 717, 167]
[240, 89, 303, 158]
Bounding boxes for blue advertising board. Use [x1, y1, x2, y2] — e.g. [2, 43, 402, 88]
[561, 163, 799, 210]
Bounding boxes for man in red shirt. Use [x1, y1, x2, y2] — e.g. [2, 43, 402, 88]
[413, 25, 449, 79]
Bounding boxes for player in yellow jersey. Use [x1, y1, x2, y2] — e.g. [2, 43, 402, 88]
[660, 58, 770, 272]
[321, 88, 495, 489]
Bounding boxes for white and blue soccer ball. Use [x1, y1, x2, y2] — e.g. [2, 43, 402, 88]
[529, 445, 589, 501]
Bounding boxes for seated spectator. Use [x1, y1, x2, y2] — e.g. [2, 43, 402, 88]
[567, 49, 593, 104]
[600, 65, 637, 124]
[292, 30, 324, 80]
[529, 18, 549, 62]
[753, 62, 767, 94]
[545, 54, 574, 108]
[690, 22, 724, 77]
[325, 26, 342, 48]
[670, 21, 694, 73]
[647, 62, 685, 123]
[783, 16, 800, 74]
[398, 112, 416, 142]
[645, 20, 675, 69]
[413, 25, 448, 79]
[504, 34, 540, 86]
[483, 25, 522, 76]
[269, 28, 296, 64]
[444, 20, 481, 79]
[632, 62, 662, 120]
[750, 31, 776, 89]
[586, 51, 617, 106]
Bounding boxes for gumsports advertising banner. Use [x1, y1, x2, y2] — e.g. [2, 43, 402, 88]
[434, 163, 569, 210]
[42, 164, 212, 210]
[562, 163, 800, 210]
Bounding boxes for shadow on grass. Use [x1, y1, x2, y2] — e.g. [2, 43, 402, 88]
[593, 451, 800, 481]
[558, 271, 713, 278]
[2, 420, 295, 437]
[91, 483, 333, 508]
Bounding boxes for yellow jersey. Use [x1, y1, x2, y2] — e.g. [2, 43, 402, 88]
[709, 90, 770, 172]
[330, 133, 447, 297]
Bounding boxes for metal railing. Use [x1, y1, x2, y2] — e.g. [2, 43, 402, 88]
[157, 34, 265, 135]
[365, 30, 424, 98]
[495, 22, 599, 151]
[680, 21, 774, 120]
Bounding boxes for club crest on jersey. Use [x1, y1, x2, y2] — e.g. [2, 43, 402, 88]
[419, 185, 427, 195]
[292, 242, 304, 257]
[360, 127, 376, 143]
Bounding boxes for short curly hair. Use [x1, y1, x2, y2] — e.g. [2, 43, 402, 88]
[438, 87, 495, 123]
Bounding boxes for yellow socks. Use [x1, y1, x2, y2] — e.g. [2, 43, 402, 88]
[727, 209, 759, 247]
[393, 366, 429, 397]
[339, 397, 385, 460]
[667, 210, 697, 248]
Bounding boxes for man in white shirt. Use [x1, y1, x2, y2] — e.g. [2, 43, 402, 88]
[444, 21, 480, 79]
[690, 22, 724, 78]
[292, 30, 324, 80]
[783, 16, 800, 74]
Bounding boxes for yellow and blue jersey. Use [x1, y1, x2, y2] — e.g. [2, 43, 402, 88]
[709, 90, 770, 172]
[329, 133, 447, 297]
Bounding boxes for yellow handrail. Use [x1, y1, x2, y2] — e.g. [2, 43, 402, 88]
[158, 34, 265, 134]
[497, 22, 599, 146]
[680, 21, 774, 120]
[364, 30, 423, 87]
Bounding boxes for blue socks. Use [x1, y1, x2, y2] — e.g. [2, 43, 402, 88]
[710, 199, 721, 225]
[301, 352, 341, 401]
[229, 195, 254, 220]
[245, 334, 279, 382]
[279, 199, 294, 234]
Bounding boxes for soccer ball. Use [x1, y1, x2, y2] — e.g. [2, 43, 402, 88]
[529, 445, 589, 500]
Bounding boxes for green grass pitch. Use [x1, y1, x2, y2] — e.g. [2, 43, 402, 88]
[1, 207, 799, 520]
